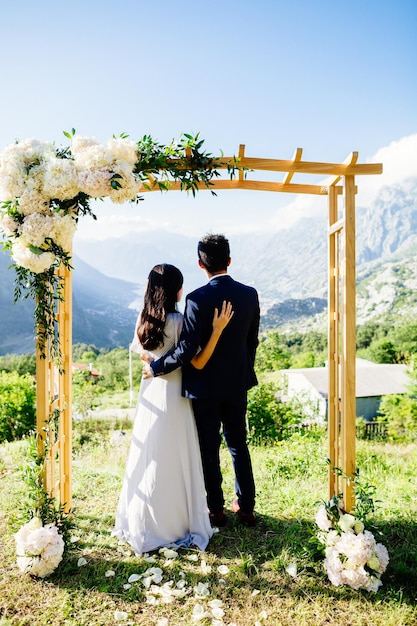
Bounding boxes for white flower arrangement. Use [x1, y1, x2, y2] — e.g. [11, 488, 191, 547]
[14, 517, 65, 578]
[0, 133, 143, 274]
[315, 497, 389, 592]
[0, 129, 220, 357]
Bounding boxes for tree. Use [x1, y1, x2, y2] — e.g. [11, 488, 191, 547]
[0, 353, 36, 376]
[367, 340, 398, 364]
[256, 331, 291, 372]
[0, 371, 36, 442]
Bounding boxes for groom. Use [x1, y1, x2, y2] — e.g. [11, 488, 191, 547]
[148, 234, 260, 527]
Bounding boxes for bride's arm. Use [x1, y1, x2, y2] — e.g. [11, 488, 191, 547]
[190, 301, 234, 370]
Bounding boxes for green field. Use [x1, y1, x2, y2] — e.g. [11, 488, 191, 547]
[0, 420, 416, 626]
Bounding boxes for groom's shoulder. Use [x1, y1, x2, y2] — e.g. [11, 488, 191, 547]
[186, 284, 208, 300]
[234, 279, 259, 296]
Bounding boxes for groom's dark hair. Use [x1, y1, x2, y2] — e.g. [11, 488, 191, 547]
[198, 234, 230, 273]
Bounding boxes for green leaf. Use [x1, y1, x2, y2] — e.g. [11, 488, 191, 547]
[28, 244, 45, 256]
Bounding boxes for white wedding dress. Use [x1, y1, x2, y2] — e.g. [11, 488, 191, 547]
[113, 312, 213, 555]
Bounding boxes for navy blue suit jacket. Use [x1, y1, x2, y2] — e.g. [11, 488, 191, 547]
[151, 275, 260, 400]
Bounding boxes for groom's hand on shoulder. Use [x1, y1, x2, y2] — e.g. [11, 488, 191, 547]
[140, 353, 155, 379]
[142, 362, 154, 379]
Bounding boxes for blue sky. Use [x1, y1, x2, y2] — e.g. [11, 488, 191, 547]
[1, 0, 416, 240]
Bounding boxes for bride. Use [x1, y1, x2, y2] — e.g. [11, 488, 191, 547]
[113, 263, 233, 555]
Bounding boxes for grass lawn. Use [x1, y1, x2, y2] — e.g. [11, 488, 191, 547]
[0, 420, 416, 626]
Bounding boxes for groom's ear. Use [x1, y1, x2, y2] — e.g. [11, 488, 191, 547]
[198, 259, 205, 269]
[227, 257, 231, 267]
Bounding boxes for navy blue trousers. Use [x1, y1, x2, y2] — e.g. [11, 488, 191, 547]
[192, 396, 256, 514]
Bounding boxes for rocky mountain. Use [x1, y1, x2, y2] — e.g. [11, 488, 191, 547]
[74, 176, 417, 320]
[0, 251, 138, 355]
[1, 176, 416, 353]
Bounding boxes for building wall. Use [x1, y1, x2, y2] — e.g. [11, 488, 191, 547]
[283, 373, 326, 422]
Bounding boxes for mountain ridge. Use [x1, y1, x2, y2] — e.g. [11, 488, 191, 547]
[1, 176, 416, 353]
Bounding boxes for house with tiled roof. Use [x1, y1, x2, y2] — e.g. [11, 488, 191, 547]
[72, 362, 101, 380]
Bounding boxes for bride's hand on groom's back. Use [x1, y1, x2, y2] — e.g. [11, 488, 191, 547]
[212, 300, 234, 335]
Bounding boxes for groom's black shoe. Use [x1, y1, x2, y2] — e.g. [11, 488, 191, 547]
[209, 509, 227, 527]
[232, 500, 257, 527]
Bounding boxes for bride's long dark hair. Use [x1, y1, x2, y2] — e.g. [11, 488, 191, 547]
[137, 264, 183, 350]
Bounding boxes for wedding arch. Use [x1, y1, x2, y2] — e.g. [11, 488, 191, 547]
[0, 133, 382, 515]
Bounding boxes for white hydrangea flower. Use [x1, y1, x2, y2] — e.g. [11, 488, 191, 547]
[19, 214, 55, 248]
[11, 241, 55, 273]
[107, 137, 138, 166]
[108, 160, 142, 204]
[71, 135, 101, 154]
[15, 521, 64, 578]
[0, 213, 19, 236]
[77, 168, 112, 198]
[42, 156, 79, 200]
[51, 214, 77, 251]
[375, 542, 389, 573]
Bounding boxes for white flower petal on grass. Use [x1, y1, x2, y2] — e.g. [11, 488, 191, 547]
[123, 584, 131, 590]
[211, 606, 225, 619]
[251, 589, 261, 597]
[201, 560, 212, 575]
[114, 610, 128, 621]
[156, 619, 169, 626]
[145, 595, 159, 605]
[208, 599, 223, 609]
[127, 573, 141, 583]
[217, 565, 229, 575]
[212, 621, 224, 626]
[192, 603, 211, 621]
[217, 578, 227, 585]
[285, 563, 297, 577]
[69, 536, 80, 543]
[144, 555, 157, 563]
[105, 570, 115, 577]
[176, 579, 187, 590]
[259, 610, 268, 620]
[187, 554, 199, 562]
[77, 557, 87, 567]
[161, 548, 178, 559]
[194, 581, 210, 598]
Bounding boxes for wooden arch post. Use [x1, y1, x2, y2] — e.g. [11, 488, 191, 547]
[36, 147, 382, 512]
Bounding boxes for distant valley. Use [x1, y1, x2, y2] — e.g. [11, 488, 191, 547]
[1, 176, 416, 354]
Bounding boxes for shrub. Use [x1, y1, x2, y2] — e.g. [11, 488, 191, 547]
[0, 371, 36, 442]
[377, 393, 417, 442]
[246, 382, 303, 444]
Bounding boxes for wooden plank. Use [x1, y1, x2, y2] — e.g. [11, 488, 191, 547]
[59, 259, 73, 513]
[140, 178, 344, 196]
[328, 218, 345, 236]
[283, 148, 303, 185]
[324, 151, 360, 188]
[328, 185, 339, 499]
[238, 144, 245, 182]
[185, 155, 383, 176]
[341, 175, 356, 512]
